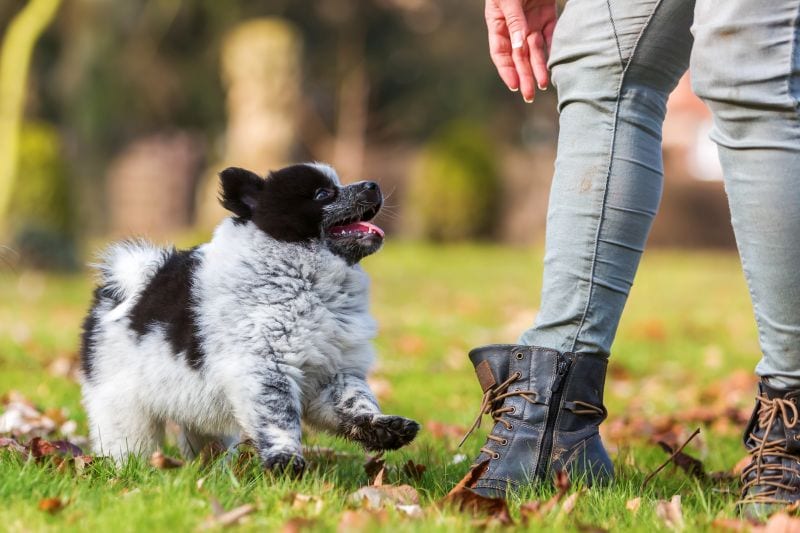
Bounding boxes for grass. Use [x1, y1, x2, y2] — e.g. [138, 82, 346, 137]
[0, 241, 763, 531]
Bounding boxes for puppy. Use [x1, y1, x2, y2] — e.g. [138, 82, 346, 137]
[79, 163, 419, 474]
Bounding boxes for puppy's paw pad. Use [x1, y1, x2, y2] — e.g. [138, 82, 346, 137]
[263, 452, 306, 477]
[351, 414, 420, 451]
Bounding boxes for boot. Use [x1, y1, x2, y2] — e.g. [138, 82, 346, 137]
[460, 344, 613, 497]
[738, 380, 800, 518]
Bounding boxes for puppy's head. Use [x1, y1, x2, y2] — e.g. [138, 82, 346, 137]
[219, 163, 384, 264]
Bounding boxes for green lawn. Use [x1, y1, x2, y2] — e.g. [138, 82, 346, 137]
[0, 242, 765, 531]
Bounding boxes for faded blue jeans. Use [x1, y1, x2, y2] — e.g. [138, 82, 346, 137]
[518, 0, 800, 388]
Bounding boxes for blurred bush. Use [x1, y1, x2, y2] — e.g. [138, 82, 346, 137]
[8, 121, 77, 270]
[405, 121, 501, 241]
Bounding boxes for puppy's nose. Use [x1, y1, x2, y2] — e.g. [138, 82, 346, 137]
[356, 181, 382, 202]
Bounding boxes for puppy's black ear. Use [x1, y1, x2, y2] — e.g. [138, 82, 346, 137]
[219, 167, 264, 219]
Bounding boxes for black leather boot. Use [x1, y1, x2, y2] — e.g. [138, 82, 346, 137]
[460, 344, 613, 497]
[738, 381, 800, 518]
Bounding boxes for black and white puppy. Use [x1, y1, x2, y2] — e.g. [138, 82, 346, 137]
[80, 163, 419, 474]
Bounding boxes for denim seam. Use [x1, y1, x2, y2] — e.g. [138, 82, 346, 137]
[569, 0, 664, 353]
[789, 1, 800, 111]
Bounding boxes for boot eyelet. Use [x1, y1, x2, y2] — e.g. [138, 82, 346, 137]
[507, 425, 514, 431]
[794, 434, 800, 441]
[515, 352, 524, 360]
[501, 439, 508, 446]
[492, 453, 500, 459]
[513, 371, 522, 379]
[509, 406, 517, 415]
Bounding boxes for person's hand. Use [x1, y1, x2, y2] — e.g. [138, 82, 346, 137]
[485, 0, 557, 103]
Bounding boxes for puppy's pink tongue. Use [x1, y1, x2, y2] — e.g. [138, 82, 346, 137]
[330, 221, 384, 238]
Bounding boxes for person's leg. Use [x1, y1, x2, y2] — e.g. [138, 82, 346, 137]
[519, 0, 694, 354]
[690, 0, 800, 515]
[466, 0, 695, 496]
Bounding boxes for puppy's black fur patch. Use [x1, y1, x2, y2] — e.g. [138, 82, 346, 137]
[80, 288, 102, 381]
[220, 165, 335, 243]
[128, 248, 205, 369]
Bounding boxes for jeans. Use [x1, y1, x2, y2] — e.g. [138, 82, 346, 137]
[518, 0, 800, 388]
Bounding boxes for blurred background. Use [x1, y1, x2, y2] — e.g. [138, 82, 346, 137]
[0, 0, 733, 270]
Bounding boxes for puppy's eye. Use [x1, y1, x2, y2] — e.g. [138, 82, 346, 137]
[314, 188, 334, 201]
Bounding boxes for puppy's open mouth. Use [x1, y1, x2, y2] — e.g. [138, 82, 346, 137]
[326, 206, 384, 240]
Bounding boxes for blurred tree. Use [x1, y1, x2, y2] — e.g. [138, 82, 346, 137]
[0, 0, 61, 235]
[405, 120, 501, 241]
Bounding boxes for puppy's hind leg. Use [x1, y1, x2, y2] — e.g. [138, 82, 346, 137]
[177, 427, 225, 460]
[304, 373, 420, 452]
[85, 392, 163, 464]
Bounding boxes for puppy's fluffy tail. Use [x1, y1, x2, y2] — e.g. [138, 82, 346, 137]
[91, 239, 171, 301]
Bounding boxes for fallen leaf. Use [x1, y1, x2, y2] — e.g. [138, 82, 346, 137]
[149, 451, 184, 469]
[560, 488, 587, 516]
[289, 493, 324, 515]
[38, 497, 65, 514]
[655, 495, 684, 531]
[733, 455, 752, 476]
[626, 497, 641, 513]
[349, 484, 420, 510]
[402, 459, 426, 481]
[280, 517, 317, 533]
[441, 461, 512, 525]
[199, 503, 255, 529]
[763, 513, 800, 532]
[711, 517, 756, 531]
[364, 454, 385, 485]
[337, 509, 387, 532]
[657, 440, 706, 480]
[426, 421, 467, 442]
[396, 504, 423, 519]
[0, 437, 26, 455]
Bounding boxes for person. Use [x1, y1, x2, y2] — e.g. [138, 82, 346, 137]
[460, 0, 800, 517]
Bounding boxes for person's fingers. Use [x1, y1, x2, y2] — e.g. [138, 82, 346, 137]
[496, 0, 535, 102]
[528, 32, 549, 90]
[543, 18, 556, 56]
[488, 30, 521, 91]
[485, 0, 520, 92]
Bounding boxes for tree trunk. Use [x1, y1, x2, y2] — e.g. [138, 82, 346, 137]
[0, 0, 62, 236]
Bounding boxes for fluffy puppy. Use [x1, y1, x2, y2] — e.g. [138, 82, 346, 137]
[79, 163, 419, 474]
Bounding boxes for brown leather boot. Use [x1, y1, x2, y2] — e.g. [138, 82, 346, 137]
[738, 380, 800, 518]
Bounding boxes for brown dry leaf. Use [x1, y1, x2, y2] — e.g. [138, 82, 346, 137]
[366, 377, 393, 402]
[626, 497, 642, 513]
[0, 437, 26, 455]
[150, 451, 184, 469]
[426, 421, 468, 441]
[280, 517, 317, 533]
[441, 461, 513, 525]
[364, 454, 385, 485]
[199, 503, 256, 530]
[733, 455, 752, 476]
[289, 493, 324, 515]
[396, 335, 426, 355]
[655, 495, 685, 531]
[657, 440, 706, 480]
[349, 484, 420, 510]
[402, 459, 426, 481]
[560, 488, 587, 516]
[711, 517, 757, 531]
[38, 497, 65, 514]
[762, 513, 800, 533]
[73, 455, 93, 474]
[337, 509, 387, 532]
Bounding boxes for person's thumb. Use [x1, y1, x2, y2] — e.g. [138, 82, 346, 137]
[497, 0, 530, 50]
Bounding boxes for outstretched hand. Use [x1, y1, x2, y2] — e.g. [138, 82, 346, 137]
[485, 0, 557, 103]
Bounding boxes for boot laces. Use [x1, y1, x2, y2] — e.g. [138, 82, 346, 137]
[459, 371, 537, 457]
[739, 395, 800, 505]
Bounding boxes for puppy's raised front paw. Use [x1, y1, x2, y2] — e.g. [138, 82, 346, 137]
[348, 414, 420, 451]
[263, 452, 306, 477]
